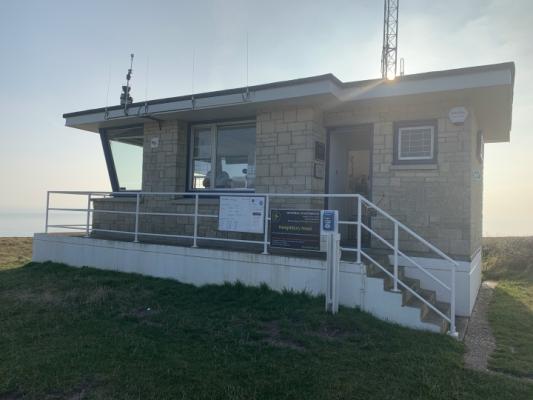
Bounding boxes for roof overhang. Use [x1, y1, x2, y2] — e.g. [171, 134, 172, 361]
[64, 62, 514, 143]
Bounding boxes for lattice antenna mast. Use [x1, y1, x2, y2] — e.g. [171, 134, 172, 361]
[381, 0, 399, 80]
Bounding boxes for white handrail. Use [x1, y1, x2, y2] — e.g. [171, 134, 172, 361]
[357, 196, 457, 336]
[44, 189, 458, 336]
[359, 222, 452, 292]
[359, 196, 458, 266]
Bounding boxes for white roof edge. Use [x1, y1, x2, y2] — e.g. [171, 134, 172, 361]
[338, 68, 513, 102]
[64, 63, 515, 133]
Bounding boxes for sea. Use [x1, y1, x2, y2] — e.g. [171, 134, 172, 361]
[0, 211, 83, 237]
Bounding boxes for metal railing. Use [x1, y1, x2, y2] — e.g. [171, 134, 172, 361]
[44, 190, 458, 336]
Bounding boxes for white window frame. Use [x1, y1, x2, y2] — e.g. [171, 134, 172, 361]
[189, 120, 256, 192]
[397, 125, 435, 161]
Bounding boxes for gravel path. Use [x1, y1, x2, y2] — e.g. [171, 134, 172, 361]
[464, 281, 498, 371]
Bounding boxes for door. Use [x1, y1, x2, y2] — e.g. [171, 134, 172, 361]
[327, 125, 372, 246]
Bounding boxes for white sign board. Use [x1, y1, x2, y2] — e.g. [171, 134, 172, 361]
[218, 196, 265, 234]
[448, 106, 468, 125]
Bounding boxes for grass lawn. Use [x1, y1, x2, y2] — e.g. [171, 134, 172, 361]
[483, 237, 533, 378]
[0, 238, 532, 399]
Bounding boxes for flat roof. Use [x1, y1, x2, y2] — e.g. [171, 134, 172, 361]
[63, 62, 515, 142]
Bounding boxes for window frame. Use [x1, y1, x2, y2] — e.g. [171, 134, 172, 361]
[187, 120, 256, 193]
[100, 124, 145, 194]
[393, 120, 438, 165]
[477, 130, 484, 163]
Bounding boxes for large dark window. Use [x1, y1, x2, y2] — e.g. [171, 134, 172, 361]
[101, 126, 144, 191]
[190, 122, 256, 191]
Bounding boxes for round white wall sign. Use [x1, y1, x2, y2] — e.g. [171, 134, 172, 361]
[449, 107, 469, 125]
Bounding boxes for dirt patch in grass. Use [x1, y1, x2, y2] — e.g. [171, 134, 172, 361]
[1, 286, 113, 308]
[260, 321, 306, 351]
[0, 237, 32, 269]
[310, 322, 356, 340]
[0, 288, 63, 306]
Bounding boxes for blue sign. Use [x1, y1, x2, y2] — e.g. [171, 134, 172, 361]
[320, 210, 338, 234]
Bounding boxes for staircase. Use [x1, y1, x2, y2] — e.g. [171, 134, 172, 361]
[365, 253, 452, 333]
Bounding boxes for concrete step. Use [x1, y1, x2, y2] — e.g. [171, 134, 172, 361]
[364, 258, 453, 334]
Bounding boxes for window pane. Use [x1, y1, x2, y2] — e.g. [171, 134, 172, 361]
[399, 127, 433, 159]
[193, 128, 212, 158]
[108, 127, 143, 191]
[215, 125, 256, 189]
[193, 159, 212, 189]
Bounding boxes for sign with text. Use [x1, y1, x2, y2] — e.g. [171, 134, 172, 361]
[320, 210, 338, 235]
[218, 196, 265, 234]
[270, 209, 321, 251]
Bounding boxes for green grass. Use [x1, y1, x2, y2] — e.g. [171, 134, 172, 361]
[483, 237, 533, 378]
[0, 238, 532, 399]
[483, 237, 533, 281]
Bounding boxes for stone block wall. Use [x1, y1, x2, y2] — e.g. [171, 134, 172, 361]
[255, 107, 326, 210]
[324, 95, 476, 259]
[91, 197, 262, 244]
[92, 96, 481, 260]
[142, 120, 188, 192]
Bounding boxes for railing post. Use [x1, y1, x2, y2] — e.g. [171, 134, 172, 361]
[356, 195, 362, 264]
[449, 264, 458, 337]
[134, 193, 140, 243]
[262, 195, 269, 255]
[45, 191, 50, 234]
[192, 194, 199, 248]
[85, 193, 92, 237]
[393, 222, 399, 291]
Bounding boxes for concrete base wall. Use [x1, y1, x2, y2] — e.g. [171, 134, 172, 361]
[32, 234, 441, 333]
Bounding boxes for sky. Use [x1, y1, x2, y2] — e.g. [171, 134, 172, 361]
[0, 0, 531, 236]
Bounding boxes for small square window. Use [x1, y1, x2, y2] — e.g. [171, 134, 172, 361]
[394, 121, 437, 164]
[398, 126, 434, 160]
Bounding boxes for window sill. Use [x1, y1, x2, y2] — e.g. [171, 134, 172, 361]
[92, 196, 137, 203]
[390, 164, 438, 171]
[172, 197, 221, 205]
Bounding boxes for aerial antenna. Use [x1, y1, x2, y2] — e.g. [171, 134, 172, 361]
[104, 63, 112, 118]
[246, 32, 249, 87]
[121, 53, 134, 114]
[244, 31, 250, 99]
[191, 48, 196, 108]
[381, 0, 399, 80]
[144, 55, 150, 113]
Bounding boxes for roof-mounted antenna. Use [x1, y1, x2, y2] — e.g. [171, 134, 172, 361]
[104, 63, 112, 119]
[191, 48, 196, 109]
[244, 31, 250, 100]
[143, 55, 150, 114]
[121, 53, 134, 114]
